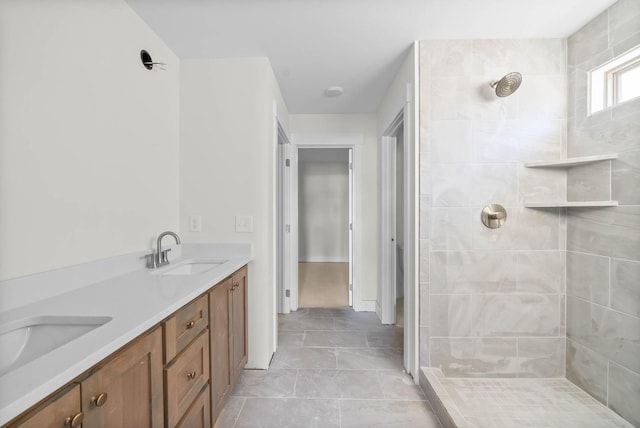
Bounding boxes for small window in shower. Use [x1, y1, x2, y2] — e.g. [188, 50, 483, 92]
[589, 45, 640, 114]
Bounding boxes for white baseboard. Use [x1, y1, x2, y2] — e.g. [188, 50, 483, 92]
[298, 256, 349, 263]
[375, 300, 382, 322]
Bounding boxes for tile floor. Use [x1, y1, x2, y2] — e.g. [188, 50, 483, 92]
[421, 368, 635, 428]
[214, 308, 442, 428]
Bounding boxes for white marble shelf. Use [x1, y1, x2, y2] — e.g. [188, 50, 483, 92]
[524, 200, 619, 207]
[524, 153, 618, 168]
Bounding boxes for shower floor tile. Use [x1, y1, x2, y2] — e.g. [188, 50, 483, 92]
[420, 368, 634, 428]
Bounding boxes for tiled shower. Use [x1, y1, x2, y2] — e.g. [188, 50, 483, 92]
[417, 0, 640, 426]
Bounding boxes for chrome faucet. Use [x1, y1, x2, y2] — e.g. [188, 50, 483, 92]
[147, 231, 181, 269]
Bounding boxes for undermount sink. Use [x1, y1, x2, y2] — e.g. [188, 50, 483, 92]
[0, 315, 112, 376]
[153, 259, 228, 276]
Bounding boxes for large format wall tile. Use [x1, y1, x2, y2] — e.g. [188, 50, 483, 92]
[430, 120, 472, 163]
[430, 251, 516, 294]
[473, 119, 563, 163]
[431, 163, 471, 206]
[518, 338, 565, 378]
[568, 111, 640, 157]
[518, 165, 566, 204]
[568, 10, 609, 65]
[567, 160, 611, 202]
[469, 164, 518, 206]
[431, 208, 472, 250]
[517, 251, 565, 293]
[611, 258, 640, 317]
[608, 362, 640, 427]
[566, 338, 608, 404]
[519, 76, 566, 120]
[608, 0, 640, 47]
[566, 251, 610, 305]
[612, 149, 640, 205]
[431, 338, 517, 377]
[421, 40, 473, 77]
[473, 294, 560, 337]
[473, 207, 560, 251]
[567, 296, 640, 374]
[472, 39, 565, 76]
[430, 294, 473, 337]
[567, 206, 640, 260]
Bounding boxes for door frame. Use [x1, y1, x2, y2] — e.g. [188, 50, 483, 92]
[380, 97, 418, 377]
[276, 122, 291, 314]
[291, 133, 365, 311]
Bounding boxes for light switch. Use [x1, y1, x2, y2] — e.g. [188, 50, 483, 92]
[189, 215, 202, 232]
[235, 215, 253, 233]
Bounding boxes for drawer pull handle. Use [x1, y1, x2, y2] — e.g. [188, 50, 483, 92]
[65, 412, 84, 428]
[187, 371, 197, 380]
[186, 320, 196, 329]
[91, 392, 108, 407]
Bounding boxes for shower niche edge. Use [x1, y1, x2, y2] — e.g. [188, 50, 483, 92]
[523, 152, 618, 208]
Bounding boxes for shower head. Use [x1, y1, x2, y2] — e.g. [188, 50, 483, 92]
[490, 72, 522, 97]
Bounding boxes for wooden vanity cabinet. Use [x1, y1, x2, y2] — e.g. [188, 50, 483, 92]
[4, 264, 249, 428]
[209, 266, 248, 424]
[81, 328, 164, 428]
[10, 384, 82, 428]
[175, 385, 211, 428]
[209, 276, 232, 423]
[230, 266, 248, 384]
[163, 295, 210, 428]
[9, 328, 164, 428]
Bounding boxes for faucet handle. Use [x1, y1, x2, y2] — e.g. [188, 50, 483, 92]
[145, 252, 157, 269]
[160, 248, 172, 264]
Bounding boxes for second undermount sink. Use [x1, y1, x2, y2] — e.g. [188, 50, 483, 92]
[0, 315, 112, 376]
[153, 259, 228, 276]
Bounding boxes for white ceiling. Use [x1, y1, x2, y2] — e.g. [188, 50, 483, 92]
[126, 0, 618, 114]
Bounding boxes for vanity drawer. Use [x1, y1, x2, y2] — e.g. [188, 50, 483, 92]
[164, 330, 210, 427]
[164, 294, 208, 362]
[176, 384, 211, 428]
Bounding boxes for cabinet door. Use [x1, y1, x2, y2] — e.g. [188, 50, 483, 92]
[209, 277, 232, 422]
[10, 384, 82, 428]
[230, 266, 248, 383]
[81, 328, 164, 428]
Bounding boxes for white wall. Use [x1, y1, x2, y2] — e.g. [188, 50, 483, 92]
[298, 149, 349, 262]
[180, 57, 288, 369]
[290, 115, 378, 301]
[0, 0, 180, 280]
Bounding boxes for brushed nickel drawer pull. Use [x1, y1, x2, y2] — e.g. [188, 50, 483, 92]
[65, 412, 84, 428]
[186, 320, 196, 329]
[187, 371, 197, 380]
[91, 392, 108, 407]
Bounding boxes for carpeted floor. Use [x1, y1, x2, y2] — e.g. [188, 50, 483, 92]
[298, 262, 349, 308]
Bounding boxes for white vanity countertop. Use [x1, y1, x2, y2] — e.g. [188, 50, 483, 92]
[0, 243, 252, 425]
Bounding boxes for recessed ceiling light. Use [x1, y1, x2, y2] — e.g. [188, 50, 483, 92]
[324, 86, 344, 97]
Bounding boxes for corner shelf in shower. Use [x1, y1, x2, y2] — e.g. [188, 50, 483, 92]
[524, 153, 618, 168]
[523, 200, 619, 208]
[523, 153, 618, 208]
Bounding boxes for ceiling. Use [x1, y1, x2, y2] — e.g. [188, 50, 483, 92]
[126, 0, 618, 114]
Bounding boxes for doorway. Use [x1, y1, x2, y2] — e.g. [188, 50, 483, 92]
[297, 148, 353, 308]
[280, 132, 364, 314]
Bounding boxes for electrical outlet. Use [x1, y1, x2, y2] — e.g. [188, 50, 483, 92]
[235, 215, 253, 233]
[189, 215, 202, 232]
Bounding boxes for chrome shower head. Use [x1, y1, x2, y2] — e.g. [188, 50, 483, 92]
[490, 72, 522, 97]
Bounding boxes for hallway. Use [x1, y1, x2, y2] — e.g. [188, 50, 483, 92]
[215, 308, 441, 427]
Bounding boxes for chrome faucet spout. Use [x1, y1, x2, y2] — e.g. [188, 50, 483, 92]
[155, 231, 181, 267]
